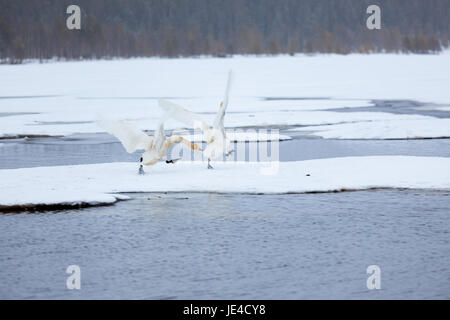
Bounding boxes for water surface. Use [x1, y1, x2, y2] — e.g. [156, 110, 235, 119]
[1, 134, 450, 169]
[0, 190, 449, 299]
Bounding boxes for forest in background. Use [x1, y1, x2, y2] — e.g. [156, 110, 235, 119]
[0, 0, 449, 63]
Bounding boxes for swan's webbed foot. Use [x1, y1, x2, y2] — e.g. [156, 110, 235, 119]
[138, 165, 145, 175]
[207, 159, 213, 169]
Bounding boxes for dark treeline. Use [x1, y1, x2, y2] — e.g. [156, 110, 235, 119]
[0, 0, 449, 63]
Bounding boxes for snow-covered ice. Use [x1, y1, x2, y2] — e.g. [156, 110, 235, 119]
[0, 104, 433, 138]
[2, 54, 450, 103]
[1, 53, 450, 139]
[292, 118, 450, 139]
[0, 97, 395, 137]
[1, 156, 449, 210]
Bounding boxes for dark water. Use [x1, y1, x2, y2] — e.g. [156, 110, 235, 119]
[329, 100, 450, 119]
[262, 98, 450, 119]
[2, 133, 450, 169]
[0, 191, 449, 299]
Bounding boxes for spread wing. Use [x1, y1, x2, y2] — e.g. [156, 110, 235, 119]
[158, 99, 210, 132]
[153, 113, 168, 148]
[97, 117, 152, 153]
[213, 70, 233, 130]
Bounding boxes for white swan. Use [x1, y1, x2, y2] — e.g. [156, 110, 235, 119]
[158, 70, 234, 169]
[98, 114, 202, 174]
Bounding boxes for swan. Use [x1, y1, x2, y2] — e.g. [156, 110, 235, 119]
[158, 70, 234, 169]
[97, 114, 202, 174]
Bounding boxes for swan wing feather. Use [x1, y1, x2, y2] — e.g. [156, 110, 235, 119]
[213, 70, 233, 130]
[97, 117, 152, 153]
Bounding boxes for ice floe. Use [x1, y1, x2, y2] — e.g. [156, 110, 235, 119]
[292, 118, 450, 139]
[0, 106, 430, 138]
[1, 156, 449, 211]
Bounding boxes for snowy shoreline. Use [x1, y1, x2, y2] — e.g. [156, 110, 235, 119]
[1, 156, 449, 212]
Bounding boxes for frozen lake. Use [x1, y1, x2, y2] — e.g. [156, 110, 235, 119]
[1, 55, 449, 299]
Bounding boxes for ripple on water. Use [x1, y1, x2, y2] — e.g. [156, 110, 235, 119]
[0, 190, 449, 299]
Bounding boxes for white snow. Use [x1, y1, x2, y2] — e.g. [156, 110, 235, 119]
[2, 54, 450, 103]
[291, 118, 450, 139]
[1, 156, 449, 210]
[1, 54, 450, 139]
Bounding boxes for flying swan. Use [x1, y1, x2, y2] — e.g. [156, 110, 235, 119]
[98, 113, 202, 174]
[158, 70, 234, 169]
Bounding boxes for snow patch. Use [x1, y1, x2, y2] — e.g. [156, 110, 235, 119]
[1, 156, 449, 211]
[292, 118, 450, 139]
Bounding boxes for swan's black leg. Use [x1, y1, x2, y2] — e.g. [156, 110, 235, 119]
[225, 150, 234, 157]
[207, 158, 213, 169]
[138, 165, 145, 175]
